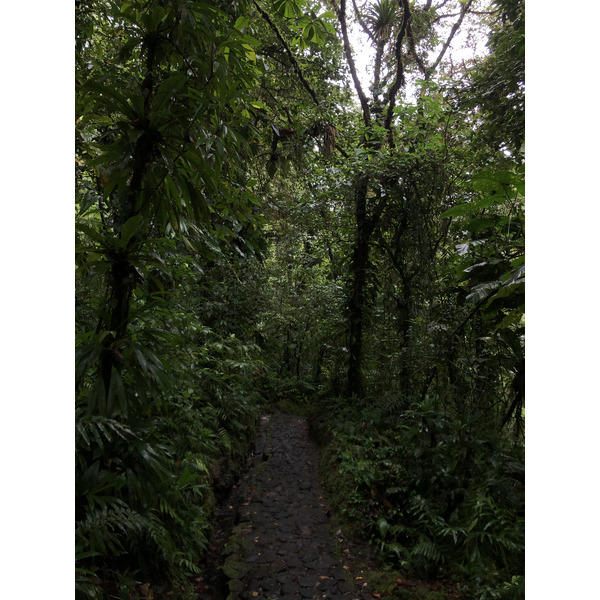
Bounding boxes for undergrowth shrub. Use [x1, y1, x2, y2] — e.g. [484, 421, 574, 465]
[321, 396, 524, 599]
[76, 296, 264, 598]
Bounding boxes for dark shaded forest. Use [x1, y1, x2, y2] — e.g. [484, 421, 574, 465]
[74, 0, 524, 598]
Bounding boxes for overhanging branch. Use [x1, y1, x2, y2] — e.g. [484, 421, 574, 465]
[253, 0, 320, 106]
[383, 0, 410, 135]
[339, 0, 371, 126]
[352, 0, 375, 44]
[430, 0, 475, 72]
[406, 10, 428, 79]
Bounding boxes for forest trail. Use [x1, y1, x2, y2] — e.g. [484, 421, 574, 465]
[222, 412, 356, 600]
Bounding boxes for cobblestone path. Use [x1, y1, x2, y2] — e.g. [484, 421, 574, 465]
[224, 413, 353, 600]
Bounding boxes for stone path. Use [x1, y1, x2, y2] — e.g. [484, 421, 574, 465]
[223, 413, 353, 600]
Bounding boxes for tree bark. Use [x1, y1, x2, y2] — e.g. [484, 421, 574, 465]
[345, 177, 370, 398]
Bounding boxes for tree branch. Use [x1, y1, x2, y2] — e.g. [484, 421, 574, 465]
[383, 0, 410, 135]
[338, 0, 371, 126]
[433, 0, 452, 11]
[352, 0, 375, 44]
[253, 0, 320, 106]
[430, 0, 475, 73]
[406, 10, 428, 79]
[434, 9, 497, 22]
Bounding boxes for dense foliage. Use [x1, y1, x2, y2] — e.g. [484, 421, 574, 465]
[75, 0, 524, 598]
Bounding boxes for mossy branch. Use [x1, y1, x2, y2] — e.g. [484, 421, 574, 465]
[253, 0, 320, 106]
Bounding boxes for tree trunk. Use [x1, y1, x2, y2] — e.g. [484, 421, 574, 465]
[97, 32, 159, 405]
[345, 177, 370, 398]
[100, 252, 134, 396]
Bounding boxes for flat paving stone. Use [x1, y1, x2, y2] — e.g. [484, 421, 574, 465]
[225, 413, 351, 600]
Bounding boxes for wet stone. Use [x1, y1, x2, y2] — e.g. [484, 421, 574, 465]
[251, 565, 275, 579]
[271, 558, 288, 572]
[298, 574, 320, 588]
[307, 558, 334, 571]
[330, 567, 347, 581]
[282, 581, 301, 595]
[336, 580, 353, 594]
[316, 576, 337, 590]
[275, 572, 290, 584]
[282, 555, 303, 569]
[260, 549, 278, 562]
[261, 577, 278, 592]
[302, 548, 320, 562]
[225, 414, 350, 600]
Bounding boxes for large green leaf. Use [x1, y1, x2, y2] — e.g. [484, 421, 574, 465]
[441, 195, 507, 219]
[119, 215, 144, 248]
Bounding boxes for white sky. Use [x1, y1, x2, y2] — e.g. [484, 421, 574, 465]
[348, 1, 492, 102]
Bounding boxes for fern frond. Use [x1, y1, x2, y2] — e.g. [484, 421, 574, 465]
[76, 411, 138, 452]
[411, 537, 443, 563]
[76, 503, 148, 557]
[217, 428, 232, 451]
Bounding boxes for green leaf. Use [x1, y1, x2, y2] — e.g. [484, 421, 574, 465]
[107, 367, 128, 417]
[76, 222, 110, 247]
[242, 43, 256, 62]
[273, 0, 302, 18]
[500, 264, 525, 286]
[456, 239, 487, 255]
[234, 16, 251, 30]
[120, 215, 144, 247]
[377, 517, 390, 538]
[82, 80, 137, 119]
[441, 204, 475, 218]
[466, 281, 501, 303]
[441, 194, 507, 219]
[152, 73, 189, 110]
[178, 467, 199, 488]
[303, 24, 314, 41]
[178, 174, 210, 223]
[463, 217, 499, 233]
[142, 5, 167, 31]
[463, 261, 488, 274]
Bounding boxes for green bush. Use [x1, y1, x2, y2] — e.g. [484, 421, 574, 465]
[322, 397, 524, 599]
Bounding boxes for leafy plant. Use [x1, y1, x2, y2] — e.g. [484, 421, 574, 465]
[320, 397, 524, 597]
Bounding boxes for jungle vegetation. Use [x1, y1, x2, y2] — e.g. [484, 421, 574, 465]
[75, 0, 524, 597]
